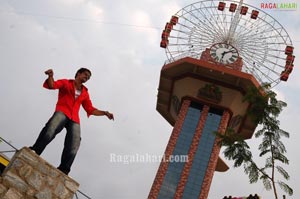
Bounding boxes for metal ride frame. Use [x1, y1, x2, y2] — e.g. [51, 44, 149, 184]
[162, 0, 294, 87]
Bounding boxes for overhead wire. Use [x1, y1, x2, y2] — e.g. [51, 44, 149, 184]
[0, 9, 161, 30]
[1, 9, 299, 45]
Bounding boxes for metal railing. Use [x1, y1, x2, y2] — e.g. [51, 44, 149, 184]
[74, 190, 92, 199]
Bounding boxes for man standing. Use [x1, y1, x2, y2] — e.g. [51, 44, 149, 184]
[30, 68, 114, 175]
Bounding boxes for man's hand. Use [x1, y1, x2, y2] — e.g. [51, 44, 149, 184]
[45, 69, 54, 77]
[44, 69, 54, 88]
[105, 111, 114, 120]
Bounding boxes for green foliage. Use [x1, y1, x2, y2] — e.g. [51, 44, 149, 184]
[261, 175, 272, 190]
[243, 83, 287, 124]
[278, 182, 293, 196]
[244, 161, 259, 183]
[217, 84, 293, 198]
[276, 166, 290, 180]
[222, 139, 251, 167]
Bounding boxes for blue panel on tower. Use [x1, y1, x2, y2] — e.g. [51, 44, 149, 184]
[182, 108, 222, 199]
[157, 105, 202, 199]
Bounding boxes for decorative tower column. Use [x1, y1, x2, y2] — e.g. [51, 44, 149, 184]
[148, 57, 261, 199]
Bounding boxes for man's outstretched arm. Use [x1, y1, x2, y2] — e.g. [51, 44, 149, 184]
[91, 109, 114, 120]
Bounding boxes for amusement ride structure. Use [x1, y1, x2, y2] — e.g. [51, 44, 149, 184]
[160, 0, 294, 86]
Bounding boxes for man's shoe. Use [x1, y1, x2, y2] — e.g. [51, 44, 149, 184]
[28, 146, 37, 154]
[57, 166, 69, 175]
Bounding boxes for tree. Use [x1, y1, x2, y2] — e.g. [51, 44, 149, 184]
[216, 84, 293, 198]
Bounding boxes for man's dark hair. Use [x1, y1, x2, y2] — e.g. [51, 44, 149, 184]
[75, 68, 92, 78]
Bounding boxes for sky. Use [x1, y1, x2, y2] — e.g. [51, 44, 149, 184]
[0, 0, 299, 198]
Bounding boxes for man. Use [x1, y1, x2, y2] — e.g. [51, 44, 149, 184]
[30, 68, 114, 175]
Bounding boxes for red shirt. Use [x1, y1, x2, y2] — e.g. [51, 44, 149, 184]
[43, 79, 96, 124]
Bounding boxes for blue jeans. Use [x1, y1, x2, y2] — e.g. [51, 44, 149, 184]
[31, 111, 81, 174]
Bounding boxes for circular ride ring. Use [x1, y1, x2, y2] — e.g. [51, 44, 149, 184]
[164, 0, 294, 87]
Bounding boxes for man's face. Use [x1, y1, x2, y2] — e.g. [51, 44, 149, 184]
[77, 71, 91, 83]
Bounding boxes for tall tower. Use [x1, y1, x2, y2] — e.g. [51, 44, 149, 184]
[149, 1, 294, 199]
